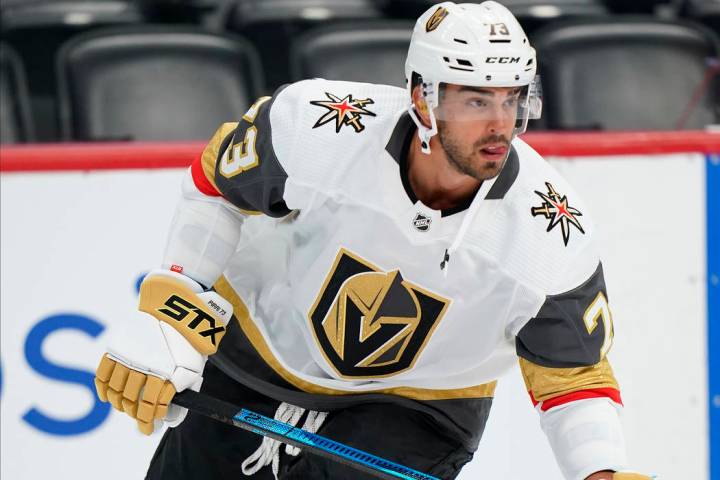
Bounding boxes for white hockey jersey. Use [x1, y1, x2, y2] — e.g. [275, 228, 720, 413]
[174, 78, 621, 451]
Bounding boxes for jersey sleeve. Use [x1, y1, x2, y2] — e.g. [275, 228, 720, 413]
[515, 261, 621, 409]
[516, 262, 628, 479]
[189, 90, 293, 218]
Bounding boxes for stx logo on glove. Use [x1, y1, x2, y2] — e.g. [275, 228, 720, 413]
[158, 295, 225, 346]
[139, 275, 228, 355]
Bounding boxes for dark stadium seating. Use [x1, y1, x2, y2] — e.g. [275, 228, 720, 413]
[500, 0, 608, 16]
[290, 21, 413, 88]
[224, 0, 384, 31]
[1, 0, 145, 141]
[56, 26, 264, 141]
[0, 0, 143, 30]
[133, 0, 220, 23]
[492, 0, 609, 32]
[532, 17, 720, 130]
[600, 0, 671, 14]
[0, 43, 34, 143]
[682, 0, 720, 31]
[380, 0, 609, 33]
[4, 0, 719, 141]
[222, 0, 384, 89]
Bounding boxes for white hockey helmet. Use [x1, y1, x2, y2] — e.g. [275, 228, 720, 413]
[405, 1, 542, 152]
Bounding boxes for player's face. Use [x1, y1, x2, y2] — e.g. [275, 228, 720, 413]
[435, 84, 520, 181]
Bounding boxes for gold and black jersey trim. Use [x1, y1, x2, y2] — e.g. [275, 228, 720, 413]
[207, 86, 292, 218]
[518, 356, 619, 402]
[213, 276, 496, 401]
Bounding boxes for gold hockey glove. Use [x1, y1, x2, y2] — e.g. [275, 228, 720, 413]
[94, 269, 232, 434]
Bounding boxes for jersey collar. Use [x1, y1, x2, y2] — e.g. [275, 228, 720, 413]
[385, 112, 520, 216]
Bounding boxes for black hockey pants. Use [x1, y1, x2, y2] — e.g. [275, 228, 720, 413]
[146, 362, 476, 480]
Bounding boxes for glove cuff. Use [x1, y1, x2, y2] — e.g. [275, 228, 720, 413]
[145, 269, 204, 292]
[139, 270, 233, 355]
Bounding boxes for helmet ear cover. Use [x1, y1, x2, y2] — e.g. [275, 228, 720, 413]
[410, 72, 429, 111]
[408, 73, 439, 153]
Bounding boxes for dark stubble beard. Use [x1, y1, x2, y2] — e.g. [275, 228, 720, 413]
[437, 120, 511, 181]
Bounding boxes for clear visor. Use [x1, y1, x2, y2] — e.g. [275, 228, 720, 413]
[432, 77, 542, 133]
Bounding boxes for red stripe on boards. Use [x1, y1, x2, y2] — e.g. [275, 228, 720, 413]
[1, 132, 718, 173]
[0, 142, 205, 172]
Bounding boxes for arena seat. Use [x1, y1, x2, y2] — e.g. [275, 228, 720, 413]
[532, 16, 720, 130]
[222, 0, 384, 89]
[380, 0, 608, 33]
[600, 0, 671, 14]
[56, 26, 264, 141]
[0, 0, 143, 30]
[1, 0, 144, 141]
[290, 21, 413, 88]
[682, 0, 720, 32]
[502, 0, 608, 16]
[0, 42, 34, 143]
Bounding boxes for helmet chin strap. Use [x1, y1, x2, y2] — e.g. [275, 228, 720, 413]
[407, 105, 437, 155]
[408, 80, 440, 155]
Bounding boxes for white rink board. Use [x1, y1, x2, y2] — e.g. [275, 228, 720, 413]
[0, 155, 707, 480]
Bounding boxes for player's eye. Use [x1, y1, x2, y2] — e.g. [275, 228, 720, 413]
[468, 99, 489, 108]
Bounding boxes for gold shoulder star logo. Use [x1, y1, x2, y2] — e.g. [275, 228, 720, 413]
[531, 182, 585, 246]
[310, 92, 376, 133]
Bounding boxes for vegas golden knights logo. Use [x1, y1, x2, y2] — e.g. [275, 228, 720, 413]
[308, 249, 450, 378]
[426, 6, 449, 32]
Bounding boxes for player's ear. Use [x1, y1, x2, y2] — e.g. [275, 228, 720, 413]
[411, 85, 432, 128]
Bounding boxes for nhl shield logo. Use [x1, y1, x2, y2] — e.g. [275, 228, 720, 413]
[308, 248, 450, 378]
[412, 213, 432, 232]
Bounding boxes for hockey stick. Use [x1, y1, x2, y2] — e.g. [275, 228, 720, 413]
[172, 390, 440, 480]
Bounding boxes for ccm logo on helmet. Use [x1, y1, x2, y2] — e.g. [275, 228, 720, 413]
[486, 57, 521, 64]
[158, 295, 226, 345]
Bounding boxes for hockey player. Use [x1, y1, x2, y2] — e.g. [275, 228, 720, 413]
[94, 2, 653, 479]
